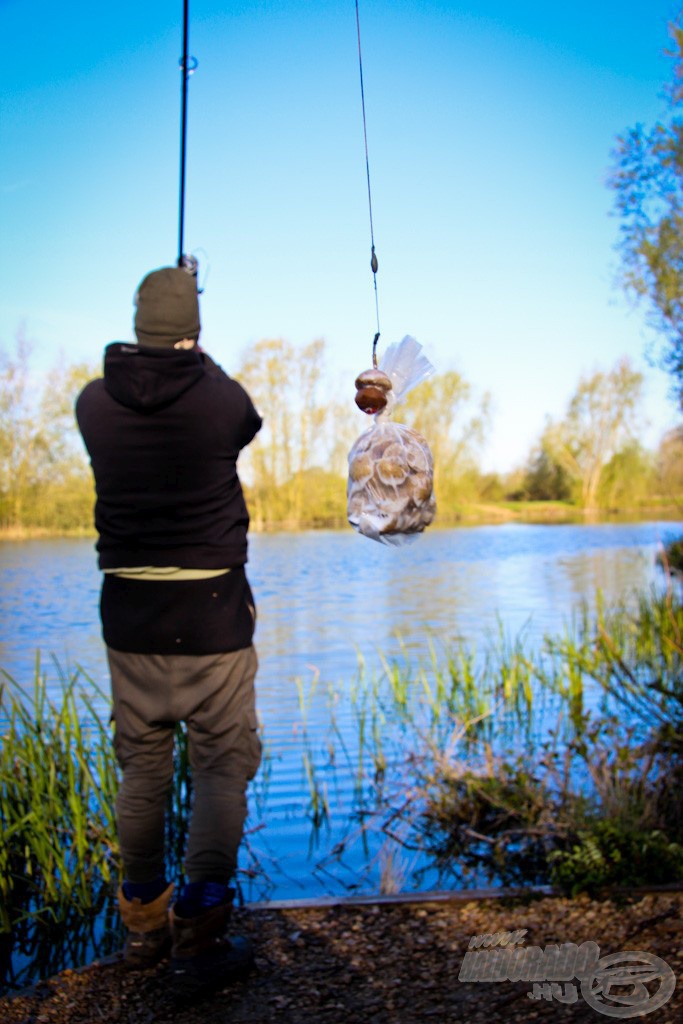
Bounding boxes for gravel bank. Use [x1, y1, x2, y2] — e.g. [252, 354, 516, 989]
[1, 890, 681, 1023]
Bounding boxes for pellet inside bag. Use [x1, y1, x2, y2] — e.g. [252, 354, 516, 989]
[347, 336, 436, 546]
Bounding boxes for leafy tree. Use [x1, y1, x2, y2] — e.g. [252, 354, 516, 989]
[522, 440, 574, 502]
[597, 442, 654, 510]
[235, 338, 346, 527]
[656, 425, 683, 500]
[476, 472, 506, 503]
[0, 331, 95, 530]
[395, 371, 491, 510]
[609, 14, 683, 402]
[541, 357, 644, 510]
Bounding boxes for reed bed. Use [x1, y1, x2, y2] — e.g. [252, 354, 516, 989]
[292, 583, 683, 895]
[0, 661, 199, 988]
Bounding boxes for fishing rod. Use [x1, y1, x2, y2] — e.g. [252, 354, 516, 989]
[178, 0, 198, 272]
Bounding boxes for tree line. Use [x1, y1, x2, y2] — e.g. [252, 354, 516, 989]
[0, 331, 680, 535]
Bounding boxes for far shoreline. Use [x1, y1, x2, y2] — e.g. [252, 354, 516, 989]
[1, 501, 682, 542]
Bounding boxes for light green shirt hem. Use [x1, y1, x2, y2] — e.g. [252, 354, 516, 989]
[103, 566, 232, 581]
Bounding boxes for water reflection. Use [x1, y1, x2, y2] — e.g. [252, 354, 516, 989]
[0, 523, 677, 700]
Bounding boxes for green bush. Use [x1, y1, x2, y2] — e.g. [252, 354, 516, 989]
[659, 536, 683, 574]
[549, 823, 683, 896]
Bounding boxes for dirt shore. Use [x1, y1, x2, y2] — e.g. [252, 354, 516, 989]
[1, 889, 681, 1024]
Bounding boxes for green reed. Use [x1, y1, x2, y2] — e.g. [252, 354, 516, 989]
[0, 657, 118, 934]
[302, 750, 330, 832]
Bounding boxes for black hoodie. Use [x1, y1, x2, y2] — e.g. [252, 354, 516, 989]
[75, 343, 262, 654]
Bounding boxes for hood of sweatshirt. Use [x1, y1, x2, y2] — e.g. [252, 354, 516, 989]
[102, 342, 206, 412]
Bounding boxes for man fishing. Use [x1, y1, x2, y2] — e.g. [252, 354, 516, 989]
[76, 265, 262, 995]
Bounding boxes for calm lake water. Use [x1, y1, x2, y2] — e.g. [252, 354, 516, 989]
[0, 521, 679, 903]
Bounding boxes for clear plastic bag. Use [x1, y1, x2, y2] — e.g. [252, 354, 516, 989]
[347, 336, 436, 545]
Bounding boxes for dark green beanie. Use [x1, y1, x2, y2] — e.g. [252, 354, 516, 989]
[134, 267, 201, 348]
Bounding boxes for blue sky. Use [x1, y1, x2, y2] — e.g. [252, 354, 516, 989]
[1, 0, 681, 471]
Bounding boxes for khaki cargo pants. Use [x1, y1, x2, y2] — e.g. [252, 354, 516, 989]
[107, 645, 261, 884]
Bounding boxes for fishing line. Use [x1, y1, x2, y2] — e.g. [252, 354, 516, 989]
[355, 0, 381, 363]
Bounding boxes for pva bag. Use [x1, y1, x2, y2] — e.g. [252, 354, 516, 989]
[347, 336, 436, 545]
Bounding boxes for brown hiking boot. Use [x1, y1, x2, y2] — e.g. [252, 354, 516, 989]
[170, 902, 254, 999]
[117, 882, 174, 969]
